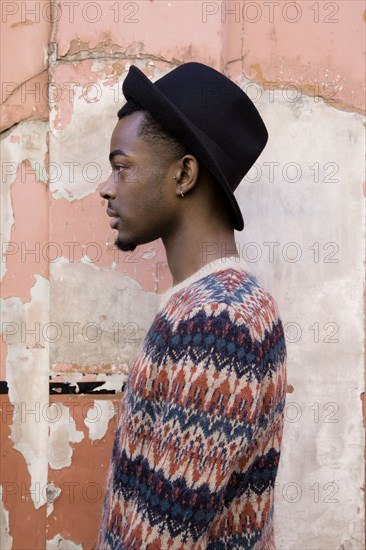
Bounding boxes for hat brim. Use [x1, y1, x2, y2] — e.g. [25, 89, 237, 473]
[122, 66, 245, 231]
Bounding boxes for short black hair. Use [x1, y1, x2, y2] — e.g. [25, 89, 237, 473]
[118, 100, 187, 164]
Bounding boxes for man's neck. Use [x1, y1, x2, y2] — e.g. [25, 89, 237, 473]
[162, 223, 239, 286]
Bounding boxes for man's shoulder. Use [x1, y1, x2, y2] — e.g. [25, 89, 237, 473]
[146, 265, 286, 378]
[160, 265, 281, 329]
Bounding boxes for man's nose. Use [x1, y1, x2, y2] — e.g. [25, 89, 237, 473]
[99, 173, 116, 200]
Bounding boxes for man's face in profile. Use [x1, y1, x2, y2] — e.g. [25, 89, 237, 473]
[99, 112, 178, 252]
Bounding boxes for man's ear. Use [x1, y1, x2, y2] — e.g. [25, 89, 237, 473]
[173, 155, 199, 197]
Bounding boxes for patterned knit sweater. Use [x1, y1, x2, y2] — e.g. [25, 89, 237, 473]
[98, 257, 287, 549]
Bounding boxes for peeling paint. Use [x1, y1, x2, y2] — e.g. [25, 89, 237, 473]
[0, 120, 48, 182]
[94, 373, 127, 392]
[0, 486, 13, 550]
[49, 372, 127, 393]
[46, 483, 62, 517]
[49, 71, 114, 194]
[10, 19, 34, 29]
[48, 403, 84, 469]
[46, 534, 82, 550]
[50, 259, 160, 367]
[0, 121, 48, 282]
[1, 70, 49, 133]
[249, 62, 364, 115]
[141, 249, 157, 260]
[84, 400, 115, 441]
[2, 275, 50, 509]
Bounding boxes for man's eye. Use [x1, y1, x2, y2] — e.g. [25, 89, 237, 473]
[114, 165, 125, 173]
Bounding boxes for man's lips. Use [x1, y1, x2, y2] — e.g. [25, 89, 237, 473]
[106, 208, 119, 218]
[106, 208, 120, 229]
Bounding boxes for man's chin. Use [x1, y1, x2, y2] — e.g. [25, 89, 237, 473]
[114, 237, 137, 252]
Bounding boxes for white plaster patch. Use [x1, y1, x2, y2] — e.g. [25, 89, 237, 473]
[84, 400, 116, 441]
[1, 275, 50, 509]
[95, 372, 127, 391]
[141, 248, 157, 260]
[49, 76, 116, 200]
[0, 486, 13, 550]
[46, 482, 62, 517]
[50, 258, 160, 366]
[48, 403, 84, 470]
[46, 534, 82, 549]
[0, 120, 48, 281]
[48, 64, 171, 201]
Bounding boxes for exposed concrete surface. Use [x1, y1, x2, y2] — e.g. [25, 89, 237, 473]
[232, 85, 365, 548]
[49, 258, 160, 367]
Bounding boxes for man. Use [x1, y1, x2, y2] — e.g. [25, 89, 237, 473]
[98, 62, 287, 549]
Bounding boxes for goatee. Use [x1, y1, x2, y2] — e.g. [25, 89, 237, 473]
[115, 237, 137, 252]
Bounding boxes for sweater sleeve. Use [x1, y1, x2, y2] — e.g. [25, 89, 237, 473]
[115, 299, 284, 549]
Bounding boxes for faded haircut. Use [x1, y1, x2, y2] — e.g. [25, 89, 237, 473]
[118, 100, 188, 165]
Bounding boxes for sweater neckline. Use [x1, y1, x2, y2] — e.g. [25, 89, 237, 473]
[158, 255, 249, 309]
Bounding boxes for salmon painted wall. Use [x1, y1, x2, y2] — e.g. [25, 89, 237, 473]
[1, 1, 365, 548]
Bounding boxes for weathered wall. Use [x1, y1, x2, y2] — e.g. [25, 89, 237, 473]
[1, 1, 364, 548]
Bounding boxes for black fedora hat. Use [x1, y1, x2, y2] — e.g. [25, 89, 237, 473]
[122, 62, 268, 231]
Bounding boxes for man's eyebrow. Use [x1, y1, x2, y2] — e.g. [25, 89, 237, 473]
[109, 149, 129, 162]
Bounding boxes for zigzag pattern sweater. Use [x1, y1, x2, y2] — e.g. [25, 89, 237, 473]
[98, 257, 287, 549]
